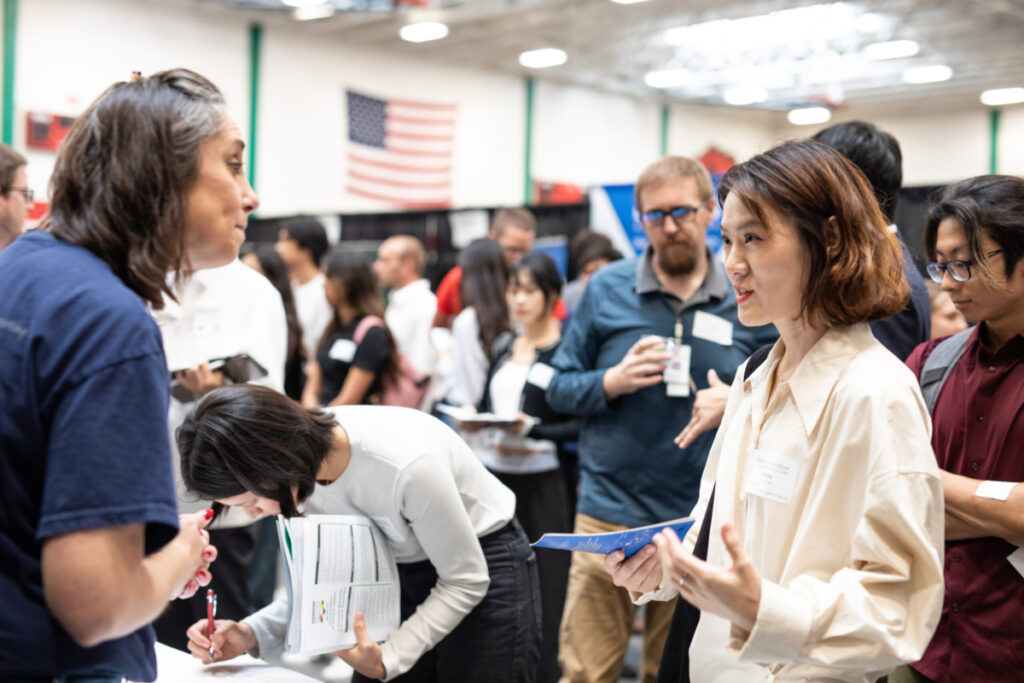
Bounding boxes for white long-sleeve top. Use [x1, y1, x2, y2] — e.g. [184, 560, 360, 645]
[243, 405, 515, 681]
[638, 323, 945, 682]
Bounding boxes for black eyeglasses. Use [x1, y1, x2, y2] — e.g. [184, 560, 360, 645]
[5, 186, 34, 203]
[926, 250, 1004, 283]
[640, 205, 702, 228]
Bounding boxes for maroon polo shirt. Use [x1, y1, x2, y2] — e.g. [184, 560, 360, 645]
[906, 326, 1024, 682]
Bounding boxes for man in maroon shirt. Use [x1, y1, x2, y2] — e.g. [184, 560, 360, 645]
[903, 175, 1024, 683]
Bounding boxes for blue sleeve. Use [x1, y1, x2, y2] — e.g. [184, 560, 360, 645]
[39, 351, 180, 555]
[546, 282, 613, 416]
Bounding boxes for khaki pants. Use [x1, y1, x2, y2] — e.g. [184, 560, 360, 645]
[558, 513, 677, 683]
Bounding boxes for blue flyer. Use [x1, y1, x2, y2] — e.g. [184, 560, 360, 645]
[532, 517, 696, 558]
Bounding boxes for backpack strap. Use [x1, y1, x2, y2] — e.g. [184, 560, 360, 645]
[743, 344, 774, 382]
[353, 315, 387, 346]
[919, 326, 973, 414]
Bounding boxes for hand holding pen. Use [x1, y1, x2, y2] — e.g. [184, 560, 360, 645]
[207, 589, 217, 660]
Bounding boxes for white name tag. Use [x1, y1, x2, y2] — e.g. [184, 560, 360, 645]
[663, 344, 692, 397]
[328, 338, 357, 363]
[976, 480, 1017, 501]
[527, 362, 555, 390]
[692, 311, 734, 346]
[743, 450, 799, 504]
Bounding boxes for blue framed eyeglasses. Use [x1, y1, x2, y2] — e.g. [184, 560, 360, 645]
[640, 205, 702, 227]
[926, 249, 1004, 283]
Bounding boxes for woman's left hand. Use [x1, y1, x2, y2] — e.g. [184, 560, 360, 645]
[335, 612, 386, 680]
[652, 522, 761, 632]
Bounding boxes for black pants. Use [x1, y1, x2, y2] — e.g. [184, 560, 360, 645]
[352, 520, 542, 683]
[494, 469, 572, 683]
[153, 526, 253, 651]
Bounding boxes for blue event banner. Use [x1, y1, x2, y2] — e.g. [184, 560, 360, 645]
[532, 517, 696, 558]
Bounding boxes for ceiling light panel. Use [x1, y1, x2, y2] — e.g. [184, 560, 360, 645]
[400, 22, 449, 43]
[902, 65, 953, 84]
[788, 107, 832, 125]
[519, 48, 568, 69]
[981, 87, 1024, 106]
[865, 40, 919, 60]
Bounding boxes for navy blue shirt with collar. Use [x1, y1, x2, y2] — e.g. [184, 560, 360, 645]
[0, 231, 180, 681]
[868, 235, 931, 361]
[547, 249, 777, 528]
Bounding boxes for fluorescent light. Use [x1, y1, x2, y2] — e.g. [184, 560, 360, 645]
[519, 48, 567, 69]
[609, 0, 650, 3]
[283, 0, 326, 7]
[902, 65, 953, 84]
[400, 22, 449, 43]
[723, 86, 768, 105]
[292, 4, 334, 20]
[865, 40, 919, 60]
[644, 68, 691, 89]
[788, 107, 832, 125]
[981, 87, 1024, 106]
[663, 4, 863, 51]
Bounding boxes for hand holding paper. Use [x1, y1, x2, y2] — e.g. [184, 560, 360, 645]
[336, 612, 386, 680]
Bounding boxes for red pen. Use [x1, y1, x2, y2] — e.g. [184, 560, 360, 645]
[206, 588, 217, 660]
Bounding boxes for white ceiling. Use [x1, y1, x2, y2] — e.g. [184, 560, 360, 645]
[189, 0, 1024, 117]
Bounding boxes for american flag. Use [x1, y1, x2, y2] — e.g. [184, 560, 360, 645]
[345, 89, 456, 209]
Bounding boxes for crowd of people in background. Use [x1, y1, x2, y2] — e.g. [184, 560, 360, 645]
[1, 67, 1022, 683]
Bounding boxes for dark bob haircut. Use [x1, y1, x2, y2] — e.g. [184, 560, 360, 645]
[509, 251, 563, 309]
[177, 384, 336, 518]
[45, 69, 227, 310]
[718, 139, 908, 327]
[924, 175, 1024, 284]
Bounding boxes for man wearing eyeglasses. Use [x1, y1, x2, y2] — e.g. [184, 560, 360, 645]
[0, 144, 30, 252]
[547, 156, 776, 683]
[901, 175, 1024, 683]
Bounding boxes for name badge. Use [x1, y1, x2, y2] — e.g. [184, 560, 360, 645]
[664, 343, 692, 397]
[742, 450, 799, 504]
[692, 311, 734, 346]
[527, 362, 555, 390]
[328, 338, 357, 363]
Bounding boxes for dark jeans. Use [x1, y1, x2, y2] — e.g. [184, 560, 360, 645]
[352, 519, 542, 683]
[153, 526, 253, 651]
[494, 469, 572, 683]
[9, 671, 122, 683]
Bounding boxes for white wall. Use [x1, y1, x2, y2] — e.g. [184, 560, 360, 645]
[257, 23, 526, 216]
[10, 0, 1024, 218]
[18, 0, 250, 198]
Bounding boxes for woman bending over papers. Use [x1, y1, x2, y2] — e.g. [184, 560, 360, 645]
[178, 384, 541, 682]
[605, 140, 945, 682]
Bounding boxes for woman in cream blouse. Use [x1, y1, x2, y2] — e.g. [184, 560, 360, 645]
[607, 140, 945, 682]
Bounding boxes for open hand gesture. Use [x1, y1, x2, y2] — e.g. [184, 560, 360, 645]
[653, 522, 761, 632]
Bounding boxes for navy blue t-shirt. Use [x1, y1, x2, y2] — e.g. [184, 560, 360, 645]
[0, 231, 180, 681]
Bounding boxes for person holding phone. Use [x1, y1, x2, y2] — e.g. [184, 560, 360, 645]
[177, 384, 541, 682]
[605, 140, 944, 682]
[0, 69, 246, 682]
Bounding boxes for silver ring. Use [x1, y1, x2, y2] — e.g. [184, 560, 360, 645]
[675, 574, 686, 587]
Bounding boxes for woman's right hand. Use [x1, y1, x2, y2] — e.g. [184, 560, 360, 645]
[186, 618, 257, 664]
[603, 544, 663, 595]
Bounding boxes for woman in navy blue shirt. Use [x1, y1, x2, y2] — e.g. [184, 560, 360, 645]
[0, 69, 253, 682]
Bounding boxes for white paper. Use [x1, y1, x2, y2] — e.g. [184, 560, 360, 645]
[692, 311, 734, 346]
[976, 480, 1017, 501]
[664, 344, 692, 397]
[434, 403, 520, 425]
[282, 515, 400, 656]
[526, 362, 555, 390]
[742, 450, 800, 504]
[448, 209, 490, 248]
[1008, 547, 1024, 579]
[328, 339, 357, 363]
[140, 642, 321, 683]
